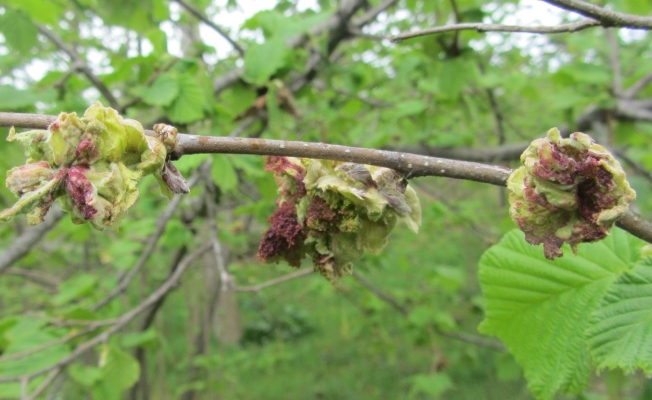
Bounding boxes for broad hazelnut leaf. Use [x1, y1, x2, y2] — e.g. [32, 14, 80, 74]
[479, 228, 644, 400]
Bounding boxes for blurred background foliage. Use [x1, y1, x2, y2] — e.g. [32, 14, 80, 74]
[0, 0, 651, 398]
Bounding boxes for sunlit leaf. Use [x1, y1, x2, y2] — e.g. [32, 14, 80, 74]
[212, 154, 238, 193]
[167, 74, 205, 123]
[52, 274, 99, 306]
[0, 10, 38, 54]
[0, 318, 69, 378]
[478, 229, 644, 399]
[585, 258, 652, 374]
[92, 345, 140, 400]
[242, 39, 291, 86]
[139, 73, 180, 107]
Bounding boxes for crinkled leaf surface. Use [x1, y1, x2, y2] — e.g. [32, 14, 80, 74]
[478, 228, 643, 400]
[585, 257, 652, 374]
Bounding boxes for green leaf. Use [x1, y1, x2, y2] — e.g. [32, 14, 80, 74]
[92, 345, 140, 400]
[212, 154, 238, 192]
[408, 306, 435, 328]
[394, 100, 427, 118]
[139, 73, 179, 106]
[166, 74, 205, 123]
[478, 228, 643, 400]
[242, 10, 328, 40]
[0, 10, 38, 54]
[0, 86, 56, 110]
[408, 373, 453, 398]
[151, 0, 170, 20]
[266, 82, 283, 131]
[585, 258, 652, 373]
[0, 318, 17, 351]
[146, 28, 168, 55]
[69, 363, 103, 387]
[2, 0, 62, 24]
[559, 63, 612, 86]
[494, 353, 523, 382]
[0, 318, 69, 378]
[242, 39, 291, 86]
[439, 58, 477, 98]
[52, 274, 99, 306]
[120, 329, 159, 349]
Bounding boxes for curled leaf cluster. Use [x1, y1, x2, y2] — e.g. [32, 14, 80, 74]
[0, 102, 189, 230]
[258, 156, 421, 281]
[507, 128, 636, 259]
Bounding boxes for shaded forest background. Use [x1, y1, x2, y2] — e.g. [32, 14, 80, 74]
[1, 0, 652, 399]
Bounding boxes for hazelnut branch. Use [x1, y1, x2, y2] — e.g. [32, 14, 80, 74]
[0, 111, 651, 244]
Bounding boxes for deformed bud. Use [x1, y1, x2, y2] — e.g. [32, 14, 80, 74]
[0, 168, 66, 225]
[1, 102, 189, 229]
[160, 159, 190, 195]
[258, 157, 422, 282]
[507, 128, 636, 259]
[152, 123, 179, 153]
[65, 165, 99, 221]
[5, 161, 55, 196]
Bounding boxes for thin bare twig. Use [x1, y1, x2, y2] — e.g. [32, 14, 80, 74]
[394, 142, 530, 163]
[174, 0, 245, 57]
[542, 0, 652, 29]
[350, 271, 505, 351]
[51, 319, 117, 329]
[352, 271, 409, 315]
[174, 134, 511, 185]
[3, 268, 60, 288]
[605, 29, 623, 96]
[0, 325, 103, 362]
[391, 20, 600, 42]
[235, 269, 313, 292]
[129, 246, 187, 400]
[352, 0, 398, 27]
[211, 0, 367, 95]
[0, 111, 512, 185]
[35, 24, 120, 109]
[0, 242, 211, 384]
[25, 368, 62, 400]
[205, 187, 231, 292]
[613, 148, 652, 186]
[439, 331, 506, 352]
[624, 71, 652, 99]
[91, 194, 185, 310]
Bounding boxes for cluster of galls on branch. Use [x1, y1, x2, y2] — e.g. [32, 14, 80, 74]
[257, 156, 422, 282]
[0, 101, 638, 276]
[0, 102, 188, 230]
[507, 128, 636, 259]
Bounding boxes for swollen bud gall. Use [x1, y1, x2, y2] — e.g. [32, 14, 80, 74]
[507, 128, 636, 259]
[258, 157, 421, 282]
[1, 102, 188, 229]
